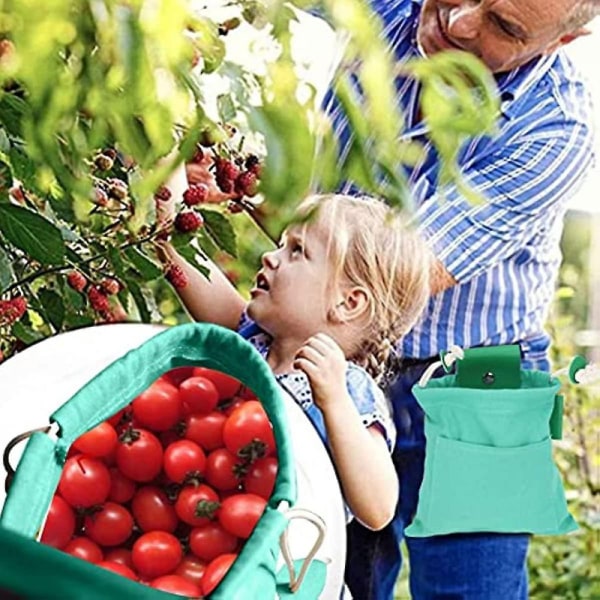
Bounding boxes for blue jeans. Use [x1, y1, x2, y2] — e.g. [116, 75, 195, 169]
[345, 361, 530, 600]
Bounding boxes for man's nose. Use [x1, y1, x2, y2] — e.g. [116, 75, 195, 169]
[447, 4, 482, 40]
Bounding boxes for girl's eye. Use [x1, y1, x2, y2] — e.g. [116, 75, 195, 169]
[291, 243, 303, 255]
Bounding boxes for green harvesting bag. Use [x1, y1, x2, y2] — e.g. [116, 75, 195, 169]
[0, 323, 314, 599]
[405, 345, 577, 538]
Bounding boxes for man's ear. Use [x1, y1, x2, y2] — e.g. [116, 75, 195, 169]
[559, 27, 592, 47]
[331, 286, 370, 323]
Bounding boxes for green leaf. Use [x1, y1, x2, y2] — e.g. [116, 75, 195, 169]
[123, 247, 162, 280]
[0, 246, 14, 292]
[0, 204, 66, 264]
[127, 279, 151, 322]
[199, 209, 237, 257]
[11, 321, 44, 344]
[38, 288, 65, 331]
[64, 314, 95, 329]
[0, 93, 27, 137]
[217, 94, 236, 123]
[0, 159, 12, 201]
[9, 147, 38, 194]
[108, 247, 127, 279]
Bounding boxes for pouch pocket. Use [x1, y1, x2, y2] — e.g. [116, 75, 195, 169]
[411, 436, 564, 536]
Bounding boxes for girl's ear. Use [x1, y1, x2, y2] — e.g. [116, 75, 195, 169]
[331, 286, 370, 323]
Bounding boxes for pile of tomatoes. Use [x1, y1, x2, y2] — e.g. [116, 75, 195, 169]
[40, 366, 278, 598]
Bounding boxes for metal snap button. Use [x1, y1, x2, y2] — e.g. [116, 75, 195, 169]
[482, 372, 495, 385]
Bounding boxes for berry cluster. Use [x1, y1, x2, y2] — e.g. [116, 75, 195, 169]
[67, 271, 122, 320]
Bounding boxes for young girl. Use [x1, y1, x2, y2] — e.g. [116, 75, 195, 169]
[158, 192, 431, 530]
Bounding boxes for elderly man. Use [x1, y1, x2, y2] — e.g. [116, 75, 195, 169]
[323, 0, 596, 599]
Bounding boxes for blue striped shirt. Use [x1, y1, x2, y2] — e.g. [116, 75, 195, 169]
[321, 0, 595, 369]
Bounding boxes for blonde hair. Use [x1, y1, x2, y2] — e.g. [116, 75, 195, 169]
[295, 194, 432, 382]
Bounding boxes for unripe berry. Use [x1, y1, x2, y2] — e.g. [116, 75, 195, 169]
[235, 171, 258, 197]
[183, 184, 209, 206]
[95, 154, 114, 171]
[165, 264, 189, 289]
[94, 188, 109, 207]
[174, 211, 203, 233]
[107, 178, 128, 201]
[67, 271, 87, 292]
[154, 186, 172, 202]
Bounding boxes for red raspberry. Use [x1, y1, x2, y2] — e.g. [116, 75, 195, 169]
[0, 296, 28, 326]
[235, 170, 258, 197]
[165, 264, 189, 289]
[88, 287, 110, 313]
[67, 271, 87, 292]
[100, 278, 120, 296]
[174, 211, 203, 233]
[183, 184, 209, 206]
[0, 348, 4, 363]
[216, 172, 234, 194]
[215, 158, 240, 182]
[154, 186, 172, 202]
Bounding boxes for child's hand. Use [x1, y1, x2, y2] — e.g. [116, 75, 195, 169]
[186, 154, 239, 204]
[294, 333, 348, 411]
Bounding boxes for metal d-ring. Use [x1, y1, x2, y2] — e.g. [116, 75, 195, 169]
[3, 425, 51, 493]
[279, 507, 327, 593]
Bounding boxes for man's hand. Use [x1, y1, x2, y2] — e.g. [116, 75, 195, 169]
[294, 333, 348, 410]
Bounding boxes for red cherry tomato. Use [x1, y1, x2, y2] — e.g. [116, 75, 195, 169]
[108, 467, 136, 503]
[40, 495, 76, 549]
[163, 440, 206, 484]
[58, 455, 111, 508]
[132, 531, 183, 579]
[150, 574, 201, 596]
[205, 448, 242, 492]
[218, 493, 266, 539]
[223, 400, 276, 459]
[72, 422, 118, 457]
[189, 522, 238, 562]
[115, 428, 163, 482]
[97, 561, 137, 580]
[222, 396, 246, 417]
[84, 502, 134, 547]
[175, 484, 220, 527]
[238, 386, 257, 401]
[179, 376, 219, 416]
[174, 554, 206, 587]
[201, 553, 237, 596]
[161, 366, 195, 387]
[131, 486, 178, 533]
[243, 456, 278, 500]
[104, 548, 133, 570]
[64, 537, 103, 564]
[132, 380, 182, 432]
[107, 408, 127, 428]
[193, 367, 240, 400]
[184, 412, 226, 451]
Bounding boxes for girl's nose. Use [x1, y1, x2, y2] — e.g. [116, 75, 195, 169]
[447, 4, 481, 40]
[261, 250, 279, 269]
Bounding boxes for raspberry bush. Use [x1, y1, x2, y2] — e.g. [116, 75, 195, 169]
[0, 0, 497, 360]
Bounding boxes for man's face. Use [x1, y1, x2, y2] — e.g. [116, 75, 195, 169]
[416, 0, 580, 73]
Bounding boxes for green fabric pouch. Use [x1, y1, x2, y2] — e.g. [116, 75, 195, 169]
[0, 323, 319, 599]
[405, 346, 577, 538]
